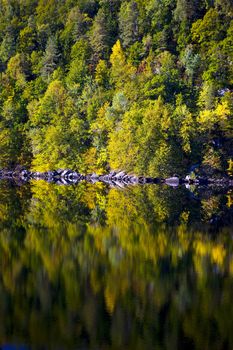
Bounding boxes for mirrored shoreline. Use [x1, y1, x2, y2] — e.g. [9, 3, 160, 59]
[0, 180, 232, 349]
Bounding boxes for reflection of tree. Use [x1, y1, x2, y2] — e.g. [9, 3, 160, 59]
[0, 182, 232, 348]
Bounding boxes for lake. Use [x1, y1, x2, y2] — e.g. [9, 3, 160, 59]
[0, 179, 232, 349]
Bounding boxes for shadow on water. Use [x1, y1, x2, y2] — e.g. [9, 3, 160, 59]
[0, 179, 232, 349]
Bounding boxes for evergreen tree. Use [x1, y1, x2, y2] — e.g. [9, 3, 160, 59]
[40, 37, 60, 82]
[0, 31, 15, 63]
[89, 8, 109, 61]
[118, 1, 140, 48]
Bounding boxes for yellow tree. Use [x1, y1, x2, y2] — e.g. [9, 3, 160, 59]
[110, 40, 136, 89]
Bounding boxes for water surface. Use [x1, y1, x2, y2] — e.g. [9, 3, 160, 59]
[0, 180, 232, 349]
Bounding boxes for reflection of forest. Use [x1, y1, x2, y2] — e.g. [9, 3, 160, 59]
[0, 180, 232, 349]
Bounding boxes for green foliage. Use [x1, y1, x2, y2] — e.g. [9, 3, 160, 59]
[66, 39, 90, 93]
[28, 80, 89, 171]
[95, 59, 109, 87]
[0, 32, 16, 63]
[0, 0, 232, 175]
[143, 51, 181, 102]
[180, 44, 201, 85]
[40, 37, 60, 82]
[19, 24, 37, 54]
[118, 1, 140, 48]
[89, 8, 110, 61]
[61, 6, 91, 53]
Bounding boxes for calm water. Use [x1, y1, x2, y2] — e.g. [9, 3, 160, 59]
[0, 179, 232, 349]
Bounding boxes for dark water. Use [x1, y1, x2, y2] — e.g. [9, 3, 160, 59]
[0, 179, 232, 350]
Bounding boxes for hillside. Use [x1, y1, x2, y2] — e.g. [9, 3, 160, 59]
[0, 0, 232, 177]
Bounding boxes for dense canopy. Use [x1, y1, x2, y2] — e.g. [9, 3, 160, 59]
[0, 0, 232, 176]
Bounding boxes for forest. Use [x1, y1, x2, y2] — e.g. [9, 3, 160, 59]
[0, 0, 232, 177]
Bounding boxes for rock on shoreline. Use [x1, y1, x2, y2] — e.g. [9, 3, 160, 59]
[0, 168, 232, 188]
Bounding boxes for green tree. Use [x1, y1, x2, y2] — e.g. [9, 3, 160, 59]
[19, 22, 37, 54]
[66, 39, 90, 93]
[41, 37, 60, 82]
[0, 31, 15, 63]
[28, 80, 89, 171]
[118, 1, 140, 48]
[143, 51, 181, 102]
[89, 8, 109, 61]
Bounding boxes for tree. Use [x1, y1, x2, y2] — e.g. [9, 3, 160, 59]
[145, 0, 175, 52]
[118, 1, 140, 48]
[0, 31, 15, 63]
[6, 53, 29, 86]
[66, 39, 90, 93]
[110, 40, 135, 89]
[95, 59, 109, 87]
[143, 51, 180, 102]
[40, 37, 60, 82]
[60, 6, 91, 58]
[180, 45, 201, 85]
[19, 22, 37, 54]
[191, 8, 224, 52]
[28, 80, 89, 171]
[108, 105, 142, 171]
[89, 8, 109, 61]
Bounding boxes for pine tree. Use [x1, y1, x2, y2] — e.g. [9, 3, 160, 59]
[118, 1, 139, 48]
[89, 8, 109, 61]
[40, 37, 60, 81]
[0, 31, 15, 63]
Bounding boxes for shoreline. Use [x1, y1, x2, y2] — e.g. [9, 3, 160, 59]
[0, 168, 232, 188]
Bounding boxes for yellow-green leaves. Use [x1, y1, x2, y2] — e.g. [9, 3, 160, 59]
[7, 53, 28, 87]
[198, 101, 230, 131]
[110, 40, 136, 88]
[173, 96, 195, 153]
